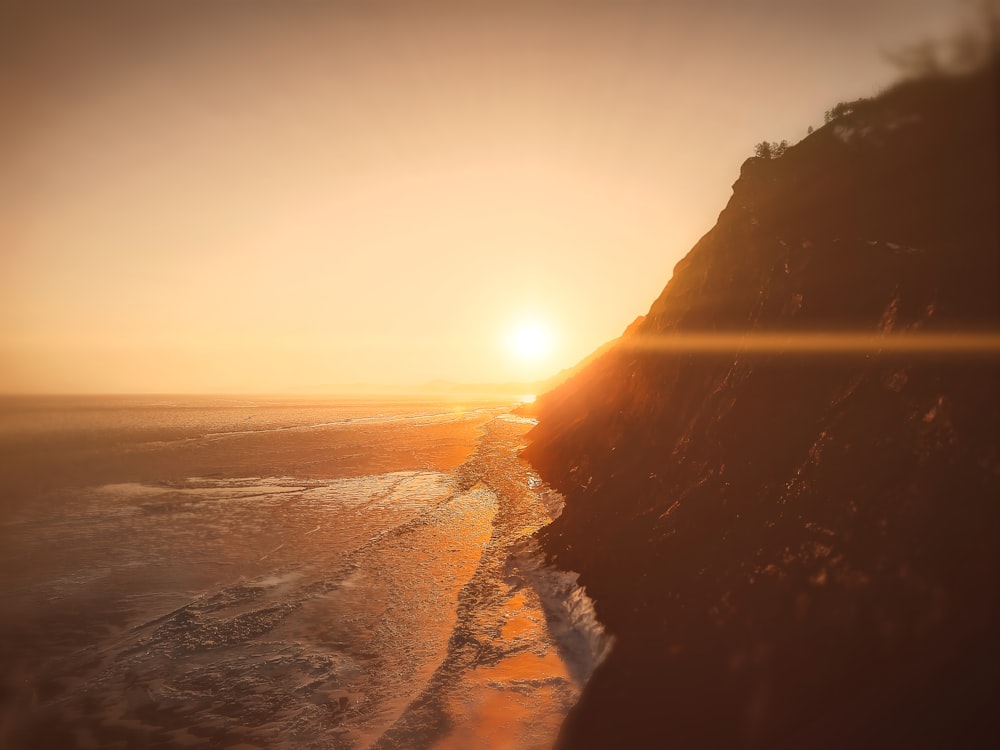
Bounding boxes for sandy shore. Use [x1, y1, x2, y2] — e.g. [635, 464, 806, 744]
[1, 400, 610, 749]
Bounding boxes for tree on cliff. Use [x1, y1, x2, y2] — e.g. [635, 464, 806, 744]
[754, 139, 789, 159]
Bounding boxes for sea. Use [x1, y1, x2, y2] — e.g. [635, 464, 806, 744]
[0, 395, 611, 749]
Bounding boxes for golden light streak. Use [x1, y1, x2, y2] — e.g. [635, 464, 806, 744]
[619, 332, 1000, 355]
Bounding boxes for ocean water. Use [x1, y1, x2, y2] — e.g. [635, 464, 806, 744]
[0, 396, 610, 749]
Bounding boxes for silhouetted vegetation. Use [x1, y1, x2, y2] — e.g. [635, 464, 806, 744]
[823, 96, 873, 123]
[885, 0, 1000, 78]
[753, 139, 789, 159]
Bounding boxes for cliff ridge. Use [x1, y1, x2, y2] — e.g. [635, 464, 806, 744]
[526, 62, 999, 748]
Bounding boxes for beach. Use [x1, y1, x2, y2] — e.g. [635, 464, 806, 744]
[0, 396, 609, 749]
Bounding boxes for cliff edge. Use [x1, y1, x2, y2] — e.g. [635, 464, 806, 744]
[526, 63, 999, 748]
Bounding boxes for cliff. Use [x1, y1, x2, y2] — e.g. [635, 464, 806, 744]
[525, 63, 1000, 748]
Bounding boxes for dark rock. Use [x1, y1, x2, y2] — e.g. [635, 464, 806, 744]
[527, 61, 1000, 749]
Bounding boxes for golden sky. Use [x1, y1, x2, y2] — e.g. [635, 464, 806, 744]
[0, 0, 961, 393]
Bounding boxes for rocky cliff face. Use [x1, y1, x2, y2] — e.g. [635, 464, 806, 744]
[526, 64, 999, 748]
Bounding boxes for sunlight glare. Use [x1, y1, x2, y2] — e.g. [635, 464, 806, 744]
[508, 321, 553, 361]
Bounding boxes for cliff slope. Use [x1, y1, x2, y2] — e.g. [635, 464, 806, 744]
[526, 63, 999, 748]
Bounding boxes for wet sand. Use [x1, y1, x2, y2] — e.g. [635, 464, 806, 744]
[0, 399, 609, 749]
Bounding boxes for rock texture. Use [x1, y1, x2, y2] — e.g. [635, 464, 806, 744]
[526, 63, 999, 749]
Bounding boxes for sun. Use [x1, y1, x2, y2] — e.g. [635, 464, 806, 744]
[507, 320, 553, 361]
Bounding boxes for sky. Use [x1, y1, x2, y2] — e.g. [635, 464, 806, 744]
[0, 0, 966, 394]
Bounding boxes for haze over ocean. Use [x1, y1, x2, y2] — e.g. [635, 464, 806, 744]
[0, 0, 959, 394]
[0, 395, 609, 748]
[1, 3, 986, 747]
